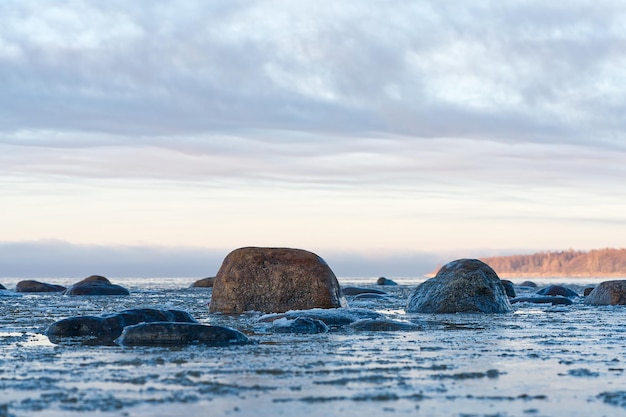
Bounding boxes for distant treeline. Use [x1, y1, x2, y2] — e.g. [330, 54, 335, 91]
[479, 248, 626, 277]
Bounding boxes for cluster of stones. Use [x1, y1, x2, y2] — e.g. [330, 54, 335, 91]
[47, 308, 250, 347]
[5, 246, 626, 348]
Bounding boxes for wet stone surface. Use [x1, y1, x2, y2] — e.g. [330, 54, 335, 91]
[0, 277, 625, 417]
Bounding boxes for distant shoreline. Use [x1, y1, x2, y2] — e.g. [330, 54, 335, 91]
[496, 273, 626, 279]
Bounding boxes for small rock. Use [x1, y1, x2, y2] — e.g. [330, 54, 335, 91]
[519, 281, 538, 288]
[510, 296, 573, 305]
[349, 319, 421, 332]
[191, 277, 215, 288]
[272, 317, 329, 334]
[342, 286, 387, 296]
[353, 293, 390, 301]
[536, 285, 578, 298]
[376, 277, 398, 286]
[116, 322, 250, 347]
[501, 280, 516, 298]
[583, 286, 595, 297]
[16, 280, 66, 293]
[64, 275, 130, 296]
[259, 308, 385, 328]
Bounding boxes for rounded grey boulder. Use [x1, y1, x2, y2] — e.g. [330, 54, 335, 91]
[406, 259, 512, 314]
[585, 280, 626, 306]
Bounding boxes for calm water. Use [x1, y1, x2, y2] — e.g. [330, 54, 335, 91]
[1, 276, 625, 417]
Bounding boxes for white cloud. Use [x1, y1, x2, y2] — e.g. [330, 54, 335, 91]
[1, 1, 626, 264]
[1, 0, 625, 143]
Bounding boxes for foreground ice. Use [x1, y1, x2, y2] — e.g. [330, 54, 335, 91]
[0, 277, 625, 417]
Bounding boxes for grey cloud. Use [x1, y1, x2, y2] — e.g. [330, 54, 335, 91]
[2, 1, 626, 145]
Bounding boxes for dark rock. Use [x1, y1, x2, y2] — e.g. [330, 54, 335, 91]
[47, 308, 197, 345]
[519, 281, 538, 288]
[583, 286, 595, 297]
[16, 280, 66, 293]
[501, 280, 516, 298]
[353, 293, 389, 300]
[272, 317, 329, 334]
[376, 277, 398, 286]
[536, 285, 578, 298]
[406, 259, 512, 314]
[510, 296, 573, 305]
[64, 275, 130, 296]
[349, 319, 421, 332]
[0, 283, 5, 290]
[209, 247, 346, 314]
[191, 277, 215, 288]
[585, 280, 626, 306]
[342, 286, 387, 296]
[116, 323, 250, 347]
[259, 308, 385, 328]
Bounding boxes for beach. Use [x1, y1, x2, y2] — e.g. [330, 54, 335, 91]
[1, 277, 625, 417]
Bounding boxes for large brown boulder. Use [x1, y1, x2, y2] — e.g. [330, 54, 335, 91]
[209, 247, 346, 314]
[64, 275, 130, 296]
[585, 280, 626, 306]
[406, 259, 512, 314]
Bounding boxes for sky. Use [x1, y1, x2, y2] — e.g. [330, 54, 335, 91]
[1, 0, 626, 278]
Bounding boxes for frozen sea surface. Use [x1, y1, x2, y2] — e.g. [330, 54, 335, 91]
[1, 277, 626, 417]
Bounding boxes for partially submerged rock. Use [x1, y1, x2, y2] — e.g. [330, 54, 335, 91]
[585, 280, 626, 306]
[353, 293, 390, 301]
[259, 308, 385, 328]
[47, 308, 198, 345]
[519, 281, 538, 288]
[271, 317, 329, 334]
[64, 275, 130, 296]
[16, 280, 66, 293]
[342, 286, 387, 296]
[209, 247, 346, 314]
[501, 280, 516, 298]
[349, 319, 421, 332]
[191, 277, 215, 288]
[116, 323, 250, 347]
[406, 259, 512, 314]
[583, 287, 595, 297]
[510, 296, 573, 306]
[0, 283, 5, 290]
[376, 277, 398, 286]
[536, 285, 578, 298]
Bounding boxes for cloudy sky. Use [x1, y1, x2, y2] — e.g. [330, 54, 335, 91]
[1, 0, 626, 278]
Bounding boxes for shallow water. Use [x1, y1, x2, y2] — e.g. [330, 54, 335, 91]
[1, 277, 625, 417]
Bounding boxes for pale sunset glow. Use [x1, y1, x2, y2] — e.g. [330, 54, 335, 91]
[2, 1, 626, 277]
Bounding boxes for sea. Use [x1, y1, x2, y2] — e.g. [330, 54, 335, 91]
[1, 276, 625, 417]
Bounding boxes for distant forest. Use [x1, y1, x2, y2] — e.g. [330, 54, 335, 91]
[479, 248, 626, 277]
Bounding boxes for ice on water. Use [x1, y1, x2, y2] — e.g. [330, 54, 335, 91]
[0, 277, 625, 417]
